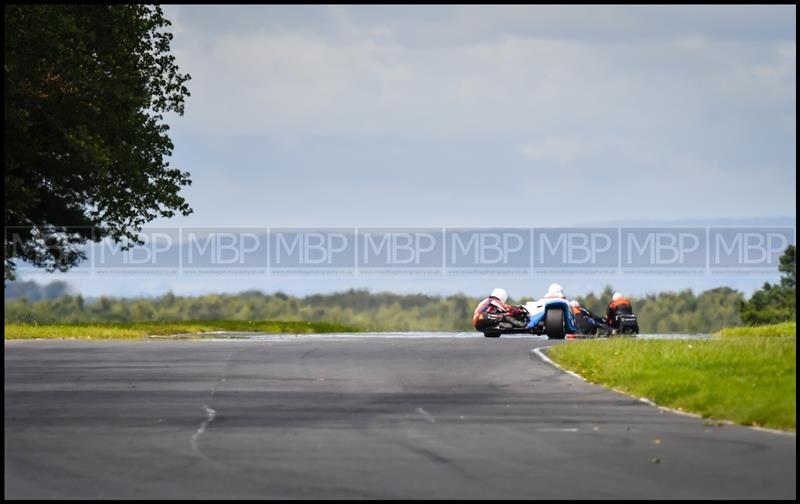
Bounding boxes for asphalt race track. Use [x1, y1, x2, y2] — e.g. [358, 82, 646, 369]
[4, 335, 796, 499]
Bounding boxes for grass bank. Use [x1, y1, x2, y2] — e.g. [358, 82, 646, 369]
[715, 321, 796, 338]
[548, 322, 796, 431]
[4, 320, 361, 340]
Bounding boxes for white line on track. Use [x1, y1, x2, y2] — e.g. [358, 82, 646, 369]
[191, 405, 217, 452]
[416, 408, 436, 423]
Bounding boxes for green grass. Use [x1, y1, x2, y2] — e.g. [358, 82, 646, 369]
[715, 321, 796, 338]
[4, 320, 361, 340]
[549, 322, 796, 431]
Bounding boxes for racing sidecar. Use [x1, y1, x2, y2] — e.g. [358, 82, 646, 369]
[611, 313, 640, 335]
[482, 298, 578, 339]
[523, 298, 578, 339]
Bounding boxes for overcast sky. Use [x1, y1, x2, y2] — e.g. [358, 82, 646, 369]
[19, 5, 797, 298]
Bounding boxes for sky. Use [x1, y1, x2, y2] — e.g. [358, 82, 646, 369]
[16, 5, 797, 299]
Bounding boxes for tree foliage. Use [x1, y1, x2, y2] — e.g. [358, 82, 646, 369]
[4, 5, 191, 280]
[740, 245, 796, 325]
[778, 244, 795, 289]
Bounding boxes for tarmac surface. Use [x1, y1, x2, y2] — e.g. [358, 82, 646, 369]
[4, 335, 796, 499]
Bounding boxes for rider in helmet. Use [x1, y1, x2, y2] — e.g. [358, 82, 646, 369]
[473, 288, 528, 332]
[571, 299, 610, 335]
[543, 283, 567, 299]
[606, 291, 633, 329]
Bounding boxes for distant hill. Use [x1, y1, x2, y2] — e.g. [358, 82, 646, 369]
[583, 216, 796, 228]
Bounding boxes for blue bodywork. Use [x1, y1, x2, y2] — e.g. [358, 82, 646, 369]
[525, 298, 579, 334]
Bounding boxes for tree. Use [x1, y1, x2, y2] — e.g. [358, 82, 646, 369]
[778, 244, 795, 289]
[4, 5, 191, 280]
[740, 245, 796, 325]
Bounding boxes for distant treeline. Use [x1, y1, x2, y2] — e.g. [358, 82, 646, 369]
[4, 285, 749, 333]
[4, 280, 71, 301]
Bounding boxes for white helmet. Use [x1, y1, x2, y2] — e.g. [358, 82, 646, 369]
[613, 292, 623, 301]
[490, 288, 508, 303]
[546, 283, 565, 298]
[570, 300, 580, 308]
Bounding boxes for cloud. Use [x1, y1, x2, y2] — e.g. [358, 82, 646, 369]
[167, 11, 794, 146]
[157, 6, 794, 226]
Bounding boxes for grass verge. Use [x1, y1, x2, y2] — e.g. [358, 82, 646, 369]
[715, 321, 796, 338]
[4, 320, 361, 340]
[548, 322, 796, 431]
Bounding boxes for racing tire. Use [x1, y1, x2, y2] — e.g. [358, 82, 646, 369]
[483, 331, 501, 338]
[545, 309, 566, 340]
